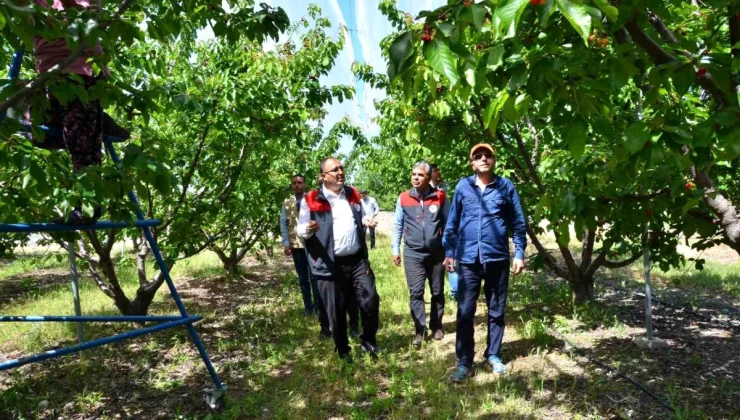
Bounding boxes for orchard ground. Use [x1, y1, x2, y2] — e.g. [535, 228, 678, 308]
[0, 214, 738, 419]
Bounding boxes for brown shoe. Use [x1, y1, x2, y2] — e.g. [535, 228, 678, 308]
[412, 333, 424, 348]
[433, 330, 444, 340]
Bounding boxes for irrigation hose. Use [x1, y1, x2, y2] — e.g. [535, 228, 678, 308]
[547, 326, 676, 414]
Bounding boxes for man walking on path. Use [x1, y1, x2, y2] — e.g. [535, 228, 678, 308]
[298, 158, 381, 362]
[360, 190, 380, 249]
[391, 162, 449, 348]
[430, 164, 458, 301]
[443, 144, 527, 382]
[280, 175, 325, 324]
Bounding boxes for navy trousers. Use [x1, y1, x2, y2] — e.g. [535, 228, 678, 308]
[456, 259, 509, 368]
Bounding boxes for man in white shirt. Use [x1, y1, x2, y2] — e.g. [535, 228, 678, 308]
[360, 190, 380, 249]
[297, 157, 381, 362]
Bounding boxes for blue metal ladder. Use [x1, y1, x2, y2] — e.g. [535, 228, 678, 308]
[0, 49, 226, 408]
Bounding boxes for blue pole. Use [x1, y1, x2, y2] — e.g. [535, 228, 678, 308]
[1, 49, 25, 122]
[0, 219, 160, 233]
[104, 141, 224, 390]
[0, 316, 200, 371]
[0, 315, 195, 323]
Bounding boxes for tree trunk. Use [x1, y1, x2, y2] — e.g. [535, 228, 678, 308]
[569, 272, 595, 304]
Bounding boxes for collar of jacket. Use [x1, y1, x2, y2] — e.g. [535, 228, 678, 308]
[409, 186, 438, 199]
[466, 174, 499, 187]
[316, 185, 361, 204]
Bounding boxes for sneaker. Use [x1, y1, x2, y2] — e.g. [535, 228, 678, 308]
[433, 329, 444, 340]
[412, 333, 424, 348]
[450, 365, 471, 383]
[319, 328, 332, 339]
[487, 355, 507, 374]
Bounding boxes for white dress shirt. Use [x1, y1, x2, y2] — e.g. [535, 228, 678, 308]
[297, 185, 361, 256]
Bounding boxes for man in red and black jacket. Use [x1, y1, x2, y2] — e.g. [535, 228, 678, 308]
[391, 162, 449, 348]
[297, 157, 381, 361]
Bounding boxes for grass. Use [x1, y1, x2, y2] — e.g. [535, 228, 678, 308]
[1, 235, 738, 418]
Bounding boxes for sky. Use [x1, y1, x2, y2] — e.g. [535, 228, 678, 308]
[232, 0, 446, 154]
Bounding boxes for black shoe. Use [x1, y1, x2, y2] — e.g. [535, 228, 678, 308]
[412, 333, 424, 348]
[360, 341, 381, 359]
[319, 328, 332, 339]
[339, 352, 353, 364]
[103, 112, 130, 140]
[350, 328, 360, 339]
[51, 209, 99, 226]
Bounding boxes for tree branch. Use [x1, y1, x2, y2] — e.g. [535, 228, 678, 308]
[602, 251, 642, 269]
[511, 127, 545, 193]
[163, 123, 210, 231]
[579, 228, 596, 273]
[526, 225, 568, 278]
[596, 187, 670, 204]
[624, 17, 676, 65]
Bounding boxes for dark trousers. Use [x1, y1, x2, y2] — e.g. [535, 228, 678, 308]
[38, 75, 103, 170]
[403, 250, 445, 334]
[292, 248, 320, 314]
[456, 259, 509, 368]
[316, 253, 380, 355]
[365, 227, 376, 249]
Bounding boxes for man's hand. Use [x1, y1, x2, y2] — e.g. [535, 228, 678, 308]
[443, 257, 456, 273]
[307, 220, 320, 233]
[512, 258, 525, 276]
[392, 255, 401, 266]
[283, 246, 292, 257]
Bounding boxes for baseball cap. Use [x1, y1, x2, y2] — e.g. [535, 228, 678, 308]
[469, 143, 495, 159]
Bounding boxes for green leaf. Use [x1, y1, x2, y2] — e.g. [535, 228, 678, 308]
[502, 95, 518, 121]
[672, 65, 695, 96]
[463, 110, 473, 126]
[555, 0, 592, 45]
[464, 66, 475, 88]
[435, 22, 455, 38]
[515, 93, 532, 114]
[470, 4, 487, 30]
[566, 119, 587, 160]
[682, 197, 701, 215]
[592, 0, 618, 21]
[534, 194, 550, 221]
[423, 38, 459, 86]
[624, 121, 651, 154]
[449, 41, 476, 64]
[388, 31, 415, 82]
[487, 45, 505, 71]
[494, 0, 530, 40]
[483, 90, 509, 135]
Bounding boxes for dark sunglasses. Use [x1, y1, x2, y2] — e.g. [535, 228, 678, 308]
[472, 152, 493, 161]
[322, 166, 345, 174]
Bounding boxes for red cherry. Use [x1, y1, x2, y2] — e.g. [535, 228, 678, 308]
[646, 209, 653, 217]
[422, 34, 432, 43]
[697, 67, 707, 77]
[684, 181, 695, 191]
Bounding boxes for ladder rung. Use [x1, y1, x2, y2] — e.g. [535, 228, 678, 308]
[0, 219, 160, 233]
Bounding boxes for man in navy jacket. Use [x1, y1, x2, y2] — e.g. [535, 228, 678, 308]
[443, 143, 527, 382]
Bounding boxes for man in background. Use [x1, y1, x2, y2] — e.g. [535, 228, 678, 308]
[430, 164, 458, 301]
[360, 190, 380, 249]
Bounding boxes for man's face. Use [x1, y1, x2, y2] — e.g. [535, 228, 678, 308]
[471, 148, 495, 174]
[290, 176, 305, 195]
[411, 166, 430, 190]
[361, 192, 367, 200]
[431, 168, 442, 183]
[321, 158, 345, 190]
